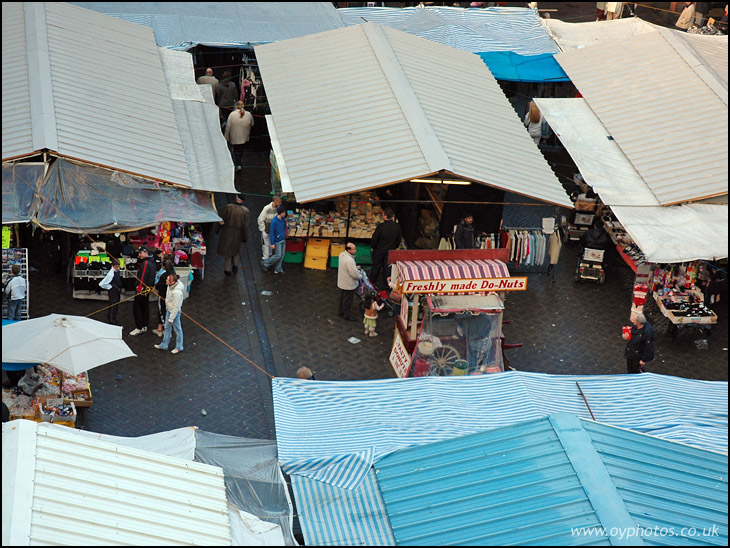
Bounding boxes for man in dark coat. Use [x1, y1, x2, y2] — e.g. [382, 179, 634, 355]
[369, 208, 402, 291]
[217, 194, 250, 276]
[130, 246, 156, 336]
[454, 213, 476, 249]
[622, 312, 655, 374]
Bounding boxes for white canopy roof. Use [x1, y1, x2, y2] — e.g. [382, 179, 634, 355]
[554, 28, 728, 206]
[536, 98, 728, 263]
[1, 2, 234, 193]
[3, 420, 232, 546]
[255, 22, 572, 207]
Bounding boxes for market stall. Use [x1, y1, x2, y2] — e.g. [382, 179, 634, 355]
[387, 248, 525, 378]
[72, 222, 204, 300]
[2, 314, 135, 427]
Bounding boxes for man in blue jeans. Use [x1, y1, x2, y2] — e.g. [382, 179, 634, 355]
[262, 206, 287, 274]
[4, 264, 26, 321]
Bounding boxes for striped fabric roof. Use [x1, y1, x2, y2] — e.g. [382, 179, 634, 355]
[291, 471, 395, 547]
[397, 259, 509, 282]
[272, 372, 728, 492]
[338, 6, 559, 55]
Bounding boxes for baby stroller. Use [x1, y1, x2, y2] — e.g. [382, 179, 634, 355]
[356, 270, 396, 317]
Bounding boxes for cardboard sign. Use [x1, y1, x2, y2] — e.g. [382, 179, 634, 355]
[400, 277, 527, 294]
[390, 330, 412, 378]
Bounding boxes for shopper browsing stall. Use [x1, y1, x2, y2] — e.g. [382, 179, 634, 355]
[262, 206, 287, 274]
[369, 208, 401, 291]
[4, 264, 27, 321]
[257, 196, 282, 261]
[154, 273, 185, 354]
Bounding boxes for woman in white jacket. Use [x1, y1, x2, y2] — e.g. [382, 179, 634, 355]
[154, 273, 185, 354]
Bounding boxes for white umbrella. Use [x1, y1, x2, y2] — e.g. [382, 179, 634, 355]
[1, 314, 136, 376]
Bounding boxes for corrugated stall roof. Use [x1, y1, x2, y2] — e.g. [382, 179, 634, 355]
[375, 414, 728, 546]
[1, 3, 34, 160]
[71, 2, 344, 48]
[555, 30, 728, 205]
[338, 6, 559, 55]
[2, 2, 192, 188]
[543, 17, 659, 51]
[3, 420, 232, 546]
[255, 23, 571, 207]
[535, 97, 728, 262]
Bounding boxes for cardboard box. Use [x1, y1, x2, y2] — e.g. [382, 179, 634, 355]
[39, 399, 77, 423]
[63, 387, 93, 408]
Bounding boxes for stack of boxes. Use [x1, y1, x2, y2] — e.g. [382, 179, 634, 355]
[284, 239, 305, 263]
[304, 238, 329, 270]
[329, 242, 346, 268]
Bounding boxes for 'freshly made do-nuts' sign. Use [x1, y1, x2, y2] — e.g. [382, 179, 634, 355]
[400, 277, 527, 294]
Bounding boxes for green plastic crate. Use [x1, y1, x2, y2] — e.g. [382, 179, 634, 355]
[330, 256, 339, 268]
[283, 251, 304, 264]
[355, 243, 372, 265]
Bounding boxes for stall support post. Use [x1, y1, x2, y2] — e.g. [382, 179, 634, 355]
[410, 293, 420, 340]
[345, 194, 352, 240]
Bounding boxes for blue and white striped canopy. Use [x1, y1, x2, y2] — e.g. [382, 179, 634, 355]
[338, 6, 559, 55]
[273, 371, 728, 491]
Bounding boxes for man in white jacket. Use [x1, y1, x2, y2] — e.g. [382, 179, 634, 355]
[154, 273, 185, 354]
[337, 242, 361, 321]
[257, 196, 282, 261]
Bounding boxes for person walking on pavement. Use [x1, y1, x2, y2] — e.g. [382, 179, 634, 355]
[216, 70, 239, 125]
[224, 101, 254, 171]
[338, 242, 361, 321]
[4, 264, 27, 321]
[369, 208, 401, 291]
[257, 196, 282, 262]
[154, 273, 185, 354]
[98, 258, 122, 325]
[217, 194, 250, 277]
[130, 246, 156, 336]
[262, 206, 287, 274]
[454, 213, 477, 249]
[622, 313, 655, 374]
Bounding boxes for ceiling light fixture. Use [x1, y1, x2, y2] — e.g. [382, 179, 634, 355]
[410, 178, 471, 185]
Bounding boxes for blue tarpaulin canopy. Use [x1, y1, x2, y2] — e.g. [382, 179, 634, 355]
[477, 51, 570, 82]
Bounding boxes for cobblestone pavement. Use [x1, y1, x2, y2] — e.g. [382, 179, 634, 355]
[23, 150, 727, 442]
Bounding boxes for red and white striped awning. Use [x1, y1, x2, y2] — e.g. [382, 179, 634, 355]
[397, 259, 510, 282]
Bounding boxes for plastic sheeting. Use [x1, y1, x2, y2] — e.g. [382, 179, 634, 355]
[194, 430, 297, 547]
[535, 98, 728, 263]
[338, 6, 559, 55]
[543, 17, 658, 51]
[71, 2, 344, 49]
[2, 163, 43, 224]
[30, 159, 221, 233]
[477, 51, 569, 82]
